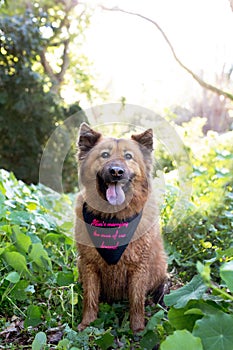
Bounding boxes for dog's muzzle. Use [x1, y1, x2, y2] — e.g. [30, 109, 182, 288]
[98, 161, 130, 206]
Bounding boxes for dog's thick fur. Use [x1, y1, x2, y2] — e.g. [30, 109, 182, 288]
[75, 123, 167, 333]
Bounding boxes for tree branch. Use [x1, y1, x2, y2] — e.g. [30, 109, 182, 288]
[102, 6, 233, 101]
[40, 1, 78, 94]
[40, 49, 59, 87]
[57, 39, 70, 83]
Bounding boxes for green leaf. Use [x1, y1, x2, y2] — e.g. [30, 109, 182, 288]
[220, 261, 233, 293]
[168, 306, 202, 332]
[44, 233, 62, 243]
[164, 275, 207, 308]
[0, 203, 6, 218]
[58, 339, 70, 348]
[140, 330, 158, 350]
[145, 310, 164, 331]
[95, 331, 114, 350]
[0, 191, 5, 203]
[4, 251, 28, 274]
[168, 299, 222, 332]
[60, 221, 74, 231]
[160, 330, 203, 350]
[24, 305, 42, 327]
[5, 271, 20, 283]
[10, 280, 29, 301]
[9, 210, 32, 225]
[45, 232, 74, 245]
[32, 213, 56, 230]
[28, 243, 52, 270]
[57, 271, 74, 286]
[32, 332, 47, 350]
[0, 224, 12, 235]
[216, 247, 233, 260]
[12, 226, 32, 254]
[184, 308, 204, 316]
[193, 312, 233, 350]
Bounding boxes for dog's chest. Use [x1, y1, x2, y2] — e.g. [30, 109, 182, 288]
[82, 203, 142, 265]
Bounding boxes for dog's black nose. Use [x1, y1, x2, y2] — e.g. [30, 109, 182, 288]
[109, 166, 125, 178]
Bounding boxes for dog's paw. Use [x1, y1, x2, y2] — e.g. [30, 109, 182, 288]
[133, 326, 145, 333]
[131, 317, 145, 333]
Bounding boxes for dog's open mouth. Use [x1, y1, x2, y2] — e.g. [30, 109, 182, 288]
[97, 163, 132, 206]
[97, 173, 129, 206]
[106, 182, 125, 206]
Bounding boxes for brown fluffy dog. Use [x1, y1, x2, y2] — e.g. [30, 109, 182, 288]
[75, 123, 167, 333]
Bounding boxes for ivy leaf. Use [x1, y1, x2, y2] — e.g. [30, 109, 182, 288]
[24, 305, 42, 327]
[145, 310, 164, 331]
[220, 261, 233, 293]
[28, 243, 52, 271]
[140, 330, 158, 350]
[4, 251, 29, 275]
[12, 225, 32, 254]
[10, 280, 29, 301]
[32, 332, 47, 350]
[193, 312, 233, 350]
[9, 210, 32, 225]
[95, 331, 114, 350]
[56, 271, 74, 286]
[164, 275, 207, 308]
[160, 330, 203, 350]
[5, 271, 20, 284]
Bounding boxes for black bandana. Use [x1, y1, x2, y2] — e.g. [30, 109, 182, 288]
[82, 203, 142, 265]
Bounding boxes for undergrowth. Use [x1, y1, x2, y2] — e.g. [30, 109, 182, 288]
[0, 128, 233, 349]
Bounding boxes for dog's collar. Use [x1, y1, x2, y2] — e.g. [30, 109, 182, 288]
[82, 203, 142, 265]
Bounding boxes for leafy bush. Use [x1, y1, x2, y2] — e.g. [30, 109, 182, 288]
[0, 170, 82, 347]
[161, 126, 233, 280]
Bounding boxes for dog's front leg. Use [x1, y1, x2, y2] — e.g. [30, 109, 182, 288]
[78, 265, 100, 331]
[128, 268, 148, 333]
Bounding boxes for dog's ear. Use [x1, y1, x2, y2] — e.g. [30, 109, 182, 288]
[77, 123, 101, 160]
[131, 128, 153, 151]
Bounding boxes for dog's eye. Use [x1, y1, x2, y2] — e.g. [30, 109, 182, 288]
[124, 153, 133, 160]
[101, 151, 110, 159]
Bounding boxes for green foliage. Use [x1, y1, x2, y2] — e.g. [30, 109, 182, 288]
[32, 332, 47, 350]
[0, 121, 233, 348]
[0, 0, 91, 188]
[0, 169, 82, 347]
[157, 123, 233, 349]
[160, 330, 203, 350]
[164, 276, 207, 309]
[193, 312, 233, 350]
[162, 127, 233, 280]
[220, 261, 233, 293]
[161, 261, 233, 349]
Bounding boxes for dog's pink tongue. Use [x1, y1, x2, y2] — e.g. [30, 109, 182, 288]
[106, 183, 125, 205]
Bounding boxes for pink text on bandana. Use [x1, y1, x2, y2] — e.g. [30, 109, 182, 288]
[91, 219, 128, 249]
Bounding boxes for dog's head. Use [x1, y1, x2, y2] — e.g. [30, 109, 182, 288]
[77, 123, 153, 212]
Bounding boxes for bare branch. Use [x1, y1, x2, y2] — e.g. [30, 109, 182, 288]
[57, 39, 70, 83]
[40, 49, 58, 84]
[40, 1, 78, 94]
[102, 6, 233, 101]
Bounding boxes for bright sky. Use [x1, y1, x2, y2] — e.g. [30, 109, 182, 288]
[64, 0, 233, 112]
